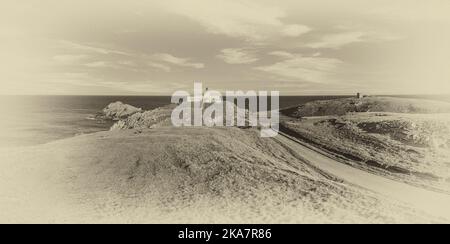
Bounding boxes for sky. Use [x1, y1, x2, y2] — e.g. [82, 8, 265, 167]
[1, 0, 450, 95]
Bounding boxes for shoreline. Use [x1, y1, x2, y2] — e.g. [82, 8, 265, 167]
[2, 96, 450, 223]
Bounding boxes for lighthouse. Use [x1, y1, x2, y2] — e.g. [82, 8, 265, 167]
[202, 87, 213, 109]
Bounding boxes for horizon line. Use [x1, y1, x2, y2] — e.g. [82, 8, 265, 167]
[1, 93, 450, 97]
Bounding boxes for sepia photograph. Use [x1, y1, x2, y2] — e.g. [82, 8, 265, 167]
[1, 0, 450, 228]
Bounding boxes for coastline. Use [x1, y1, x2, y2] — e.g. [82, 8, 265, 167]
[2, 97, 450, 223]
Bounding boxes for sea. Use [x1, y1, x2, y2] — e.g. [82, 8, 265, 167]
[0, 95, 449, 148]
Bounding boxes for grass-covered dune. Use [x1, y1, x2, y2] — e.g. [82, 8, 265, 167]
[2, 127, 435, 223]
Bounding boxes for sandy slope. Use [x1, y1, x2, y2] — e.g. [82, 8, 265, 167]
[0, 126, 443, 223]
[275, 131, 450, 220]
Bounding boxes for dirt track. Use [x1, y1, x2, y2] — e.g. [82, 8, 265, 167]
[274, 130, 450, 220]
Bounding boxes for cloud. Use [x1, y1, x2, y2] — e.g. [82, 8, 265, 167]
[57, 40, 202, 72]
[217, 48, 259, 64]
[147, 61, 171, 72]
[305, 30, 401, 49]
[161, 0, 309, 42]
[268, 51, 295, 59]
[306, 32, 365, 49]
[152, 53, 205, 69]
[83, 61, 142, 74]
[58, 40, 129, 55]
[52, 54, 89, 63]
[84, 61, 111, 68]
[281, 24, 311, 37]
[255, 52, 342, 83]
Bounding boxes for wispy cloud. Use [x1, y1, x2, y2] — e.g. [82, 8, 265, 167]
[281, 24, 311, 37]
[152, 53, 205, 69]
[268, 51, 295, 59]
[58, 40, 130, 55]
[161, 0, 310, 42]
[52, 54, 89, 63]
[84, 61, 111, 68]
[56, 40, 203, 72]
[306, 32, 365, 49]
[147, 61, 171, 72]
[217, 48, 259, 64]
[306, 31, 402, 49]
[255, 52, 342, 83]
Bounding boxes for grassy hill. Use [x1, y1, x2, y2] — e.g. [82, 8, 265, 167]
[283, 96, 450, 117]
[281, 96, 450, 192]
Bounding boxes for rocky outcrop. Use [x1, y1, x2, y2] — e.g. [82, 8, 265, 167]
[110, 104, 176, 130]
[107, 101, 257, 131]
[98, 101, 142, 120]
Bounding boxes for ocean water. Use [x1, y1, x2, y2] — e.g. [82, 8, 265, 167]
[0, 96, 171, 148]
[3, 94, 446, 148]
